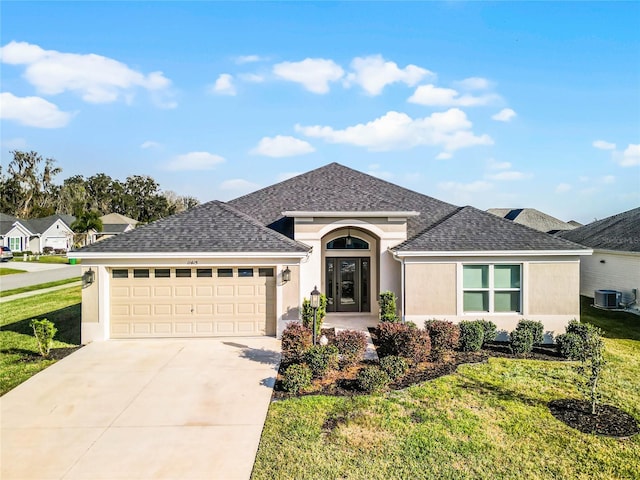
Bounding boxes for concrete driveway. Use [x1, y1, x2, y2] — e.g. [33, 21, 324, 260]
[1, 337, 281, 479]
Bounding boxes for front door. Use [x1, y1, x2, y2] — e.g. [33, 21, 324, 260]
[325, 257, 370, 312]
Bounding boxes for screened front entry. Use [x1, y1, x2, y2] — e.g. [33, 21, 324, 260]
[325, 257, 370, 312]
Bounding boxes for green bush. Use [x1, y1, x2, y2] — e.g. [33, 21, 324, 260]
[510, 326, 534, 355]
[30, 318, 57, 357]
[478, 319, 497, 345]
[281, 322, 312, 364]
[303, 345, 339, 378]
[357, 366, 391, 393]
[378, 291, 400, 323]
[556, 332, 583, 360]
[516, 320, 544, 345]
[334, 330, 368, 366]
[458, 321, 484, 352]
[424, 320, 460, 357]
[376, 323, 430, 364]
[379, 355, 409, 380]
[282, 364, 312, 394]
[301, 294, 327, 337]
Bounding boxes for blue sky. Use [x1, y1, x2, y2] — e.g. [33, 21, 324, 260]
[1, 1, 638, 224]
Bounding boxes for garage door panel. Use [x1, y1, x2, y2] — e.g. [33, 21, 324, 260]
[110, 267, 274, 338]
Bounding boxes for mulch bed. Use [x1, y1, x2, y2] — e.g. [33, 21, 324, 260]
[548, 399, 640, 438]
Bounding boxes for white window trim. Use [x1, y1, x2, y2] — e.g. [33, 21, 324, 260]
[460, 263, 523, 315]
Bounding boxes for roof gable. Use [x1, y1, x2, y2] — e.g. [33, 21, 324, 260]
[557, 207, 640, 252]
[100, 213, 139, 225]
[394, 206, 589, 252]
[23, 214, 75, 234]
[73, 201, 310, 254]
[228, 162, 459, 237]
[487, 208, 576, 233]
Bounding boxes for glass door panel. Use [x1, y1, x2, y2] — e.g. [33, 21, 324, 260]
[339, 259, 358, 311]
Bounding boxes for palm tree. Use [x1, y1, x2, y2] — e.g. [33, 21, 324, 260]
[71, 211, 103, 246]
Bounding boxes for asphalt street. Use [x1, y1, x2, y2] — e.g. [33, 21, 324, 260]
[0, 262, 82, 290]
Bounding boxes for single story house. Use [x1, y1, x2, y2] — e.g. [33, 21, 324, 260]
[487, 208, 579, 234]
[72, 163, 591, 344]
[85, 213, 139, 244]
[0, 213, 75, 252]
[558, 207, 640, 309]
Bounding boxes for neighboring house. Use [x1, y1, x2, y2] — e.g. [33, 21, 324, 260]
[487, 208, 579, 234]
[95, 213, 139, 242]
[0, 213, 75, 252]
[558, 207, 640, 308]
[72, 163, 590, 344]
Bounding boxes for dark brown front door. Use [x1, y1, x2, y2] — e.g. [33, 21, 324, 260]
[325, 257, 370, 312]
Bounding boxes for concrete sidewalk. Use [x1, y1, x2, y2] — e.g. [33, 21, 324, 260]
[1, 337, 281, 480]
[0, 264, 81, 290]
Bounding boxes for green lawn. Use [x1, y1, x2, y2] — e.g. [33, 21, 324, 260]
[11, 255, 75, 264]
[0, 277, 81, 298]
[0, 286, 81, 395]
[0, 267, 27, 276]
[252, 299, 640, 480]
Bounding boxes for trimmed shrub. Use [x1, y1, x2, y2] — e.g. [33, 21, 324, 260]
[477, 319, 497, 345]
[556, 332, 583, 360]
[281, 322, 312, 364]
[30, 318, 57, 357]
[510, 326, 534, 355]
[357, 366, 391, 393]
[565, 319, 591, 340]
[282, 364, 312, 394]
[458, 321, 484, 352]
[376, 323, 430, 363]
[378, 291, 400, 323]
[516, 320, 544, 345]
[303, 345, 339, 378]
[334, 330, 368, 366]
[376, 322, 407, 358]
[379, 355, 409, 380]
[301, 294, 327, 337]
[424, 320, 460, 357]
[42, 247, 54, 255]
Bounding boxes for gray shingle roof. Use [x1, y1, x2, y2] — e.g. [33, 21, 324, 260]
[22, 214, 75, 234]
[393, 206, 589, 252]
[557, 207, 640, 252]
[72, 201, 310, 254]
[487, 208, 577, 233]
[228, 162, 459, 238]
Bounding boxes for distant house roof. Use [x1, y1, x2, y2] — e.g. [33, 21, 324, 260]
[487, 208, 577, 234]
[0, 213, 26, 236]
[0, 213, 75, 236]
[229, 162, 459, 238]
[72, 201, 310, 254]
[100, 213, 139, 226]
[393, 206, 589, 253]
[557, 207, 640, 253]
[99, 223, 132, 235]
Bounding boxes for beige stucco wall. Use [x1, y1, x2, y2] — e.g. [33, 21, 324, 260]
[81, 267, 99, 323]
[528, 262, 580, 315]
[405, 263, 456, 316]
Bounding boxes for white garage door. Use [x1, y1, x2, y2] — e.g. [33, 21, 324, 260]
[45, 236, 68, 250]
[110, 267, 276, 338]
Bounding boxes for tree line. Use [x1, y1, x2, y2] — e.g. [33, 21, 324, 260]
[0, 151, 199, 223]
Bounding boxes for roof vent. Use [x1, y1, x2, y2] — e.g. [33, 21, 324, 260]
[594, 290, 621, 309]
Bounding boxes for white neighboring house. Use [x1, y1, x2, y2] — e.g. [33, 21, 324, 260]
[1, 213, 75, 253]
[558, 207, 640, 309]
[95, 213, 139, 242]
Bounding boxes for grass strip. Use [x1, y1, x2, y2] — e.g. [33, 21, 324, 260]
[0, 277, 81, 298]
[0, 267, 27, 276]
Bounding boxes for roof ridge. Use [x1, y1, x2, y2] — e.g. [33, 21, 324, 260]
[393, 206, 465, 249]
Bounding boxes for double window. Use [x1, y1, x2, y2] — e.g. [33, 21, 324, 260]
[463, 264, 521, 313]
[9, 237, 20, 251]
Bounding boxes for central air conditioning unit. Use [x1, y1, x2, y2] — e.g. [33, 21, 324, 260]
[594, 290, 621, 309]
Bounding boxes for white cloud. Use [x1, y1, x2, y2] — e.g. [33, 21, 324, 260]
[273, 58, 344, 94]
[140, 140, 161, 149]
[491, 108, 517, 122]
[0, 92, 72, 128]
[485, 171, 529, 181]
[219, 178, 261, 196]
[165, 152, 225, 171]
[618, 144, 640, 167]
[210, 73, 236, 95]
[438, 180, 493, 203]
[235, 55, 264, 64]
[1, 137, 27, 149]
[238, 73, 264, 83]
[592, 139, 616, 150]
[344, 55, 432, 95]
[455, 77, 491, 90]
[408, 84, 500, 107]
[296, 108, 493, 153]
[555, 183, 572, 193]
[602, 175, 616, 184]
[0, 41, 174, 105]
[276, 172, 302, 182]
[367, 163, 394, 180]
[487, 158, 511, 170]
[250, 135, 315, 157]
[435, 152, 452, 160]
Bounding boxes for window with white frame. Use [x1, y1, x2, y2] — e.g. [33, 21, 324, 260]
[9, 237, 20, 251]
[463, 264, 521, 313]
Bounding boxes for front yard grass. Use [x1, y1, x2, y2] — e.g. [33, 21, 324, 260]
[0, 267, 27, 276]
[252, 299, 640, 480]
[0, 286, 81, 395]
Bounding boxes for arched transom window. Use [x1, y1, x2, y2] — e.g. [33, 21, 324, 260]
[326, 236, 369, 249]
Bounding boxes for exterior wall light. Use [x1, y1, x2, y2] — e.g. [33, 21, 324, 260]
[282, 266, 291, 282]
[83, 268, 95, 288]
[310, 285, 320, 345]
[345, 227, 353, 247]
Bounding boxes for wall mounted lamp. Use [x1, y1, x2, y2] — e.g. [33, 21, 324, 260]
[282, 266, 291, 283]
[82, 268, 95, 288]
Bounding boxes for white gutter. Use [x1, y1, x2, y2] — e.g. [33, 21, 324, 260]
[393, 249, 592, 257]
[282, 210, 420, 218]
[68, 251, 311, 260]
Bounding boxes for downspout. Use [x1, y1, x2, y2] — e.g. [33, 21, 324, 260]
[389, 248, 405, 323]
